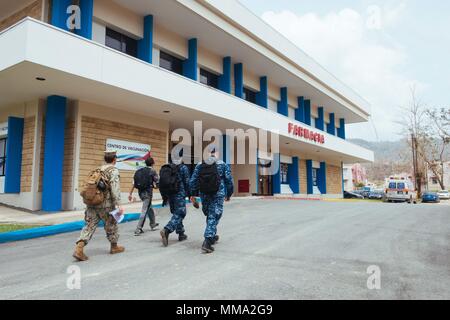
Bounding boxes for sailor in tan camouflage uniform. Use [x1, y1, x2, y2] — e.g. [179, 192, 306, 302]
[73, 150, 125, 261]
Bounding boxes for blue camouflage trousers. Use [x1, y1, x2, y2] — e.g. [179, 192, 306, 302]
[165, 194, 187, 234]
[201, 195, 225, 239]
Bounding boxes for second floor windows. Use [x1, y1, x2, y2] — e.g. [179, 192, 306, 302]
[200, 68, 219, 89]
[160, 51, 183, 75]
[243, 87, 257, 104]
[105, 28, 138, 58]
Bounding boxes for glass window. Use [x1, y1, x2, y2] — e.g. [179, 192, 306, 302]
[105, 28, 137, 57]
[312, 168, 318, 186]
[200, 68, 219, 89]
[0, 138, 6, 177]
[388, 182, 396, 189]
[281, 163, 289, 184]
[397, 183, 406, 190]
[243, 87, 257, 104]
[159, 51, 183, 75]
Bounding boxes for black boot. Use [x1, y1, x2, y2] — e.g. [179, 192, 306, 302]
[211, 235, 219, 245]
[178, 232, 188, 241]
[202, 238, 214, 254]
[160, 228, 170, 247]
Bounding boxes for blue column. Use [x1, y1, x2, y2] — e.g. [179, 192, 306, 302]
[327, 113, 336, 135]
[288, 157, 299, 194]
[306, 160, 313, 195]
[222, 135, 231, 164]
[296, 97, 305, 123]
[319, 162, 327, 194]
[338, 118, 346, 139]
[42, 96, 67, 212]
[234, 63, 243, 98]
[74, 0, 93, 39]
[277, 87, 288, 116]
[4, 117, 24, 193]
[218, 57, 231, 94]
[137, 15, 154, 64]
[51, 0, 73, 31]
[256, 76, 268, 108]
[272, 153, 281, 194]
[304, 100, 311, 126]
[316, 107, 324, 130]
[182, 38, 198, 80]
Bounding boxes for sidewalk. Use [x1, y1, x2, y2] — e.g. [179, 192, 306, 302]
[0, 201, 154, 226]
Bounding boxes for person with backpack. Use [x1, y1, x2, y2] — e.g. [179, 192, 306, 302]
[159, 154, 191, 247]
[73, 150, 125, 261]
[189, 146, 234, 253]
[128, 157, 160, 236]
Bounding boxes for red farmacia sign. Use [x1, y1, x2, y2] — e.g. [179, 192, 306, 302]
[288, 123, 325, 144]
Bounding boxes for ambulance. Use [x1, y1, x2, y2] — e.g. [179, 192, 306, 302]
[383, 176, 417, 203]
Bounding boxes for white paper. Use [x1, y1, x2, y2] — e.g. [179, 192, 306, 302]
[109, 209, 124, 223]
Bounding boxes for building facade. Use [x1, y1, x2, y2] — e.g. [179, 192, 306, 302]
[0, 0, 374, 211]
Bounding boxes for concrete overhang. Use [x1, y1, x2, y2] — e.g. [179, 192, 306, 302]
[0, 19, 374, 164]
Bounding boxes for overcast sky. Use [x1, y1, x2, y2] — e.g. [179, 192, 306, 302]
[239, 0, 450, 142]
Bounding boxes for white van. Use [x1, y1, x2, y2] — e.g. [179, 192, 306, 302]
[384, 178, 417, 203]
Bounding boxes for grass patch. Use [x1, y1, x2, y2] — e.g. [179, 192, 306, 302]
[0, 224, 37, 233]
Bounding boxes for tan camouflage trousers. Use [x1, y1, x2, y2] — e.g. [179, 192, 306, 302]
[77, 207, 119, 245]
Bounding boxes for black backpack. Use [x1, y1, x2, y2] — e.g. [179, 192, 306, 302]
[133, 167, 153, 192]
[159, 164, 180, 195]
[199, 162, 221, 195]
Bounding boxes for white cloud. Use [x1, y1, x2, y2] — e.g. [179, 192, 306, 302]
[261, 3, 424, 141]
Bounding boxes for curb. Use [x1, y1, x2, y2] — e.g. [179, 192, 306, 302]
[0, 200, 181, 244]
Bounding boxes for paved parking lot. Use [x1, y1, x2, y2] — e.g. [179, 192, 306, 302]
[0, 199, 449, 300]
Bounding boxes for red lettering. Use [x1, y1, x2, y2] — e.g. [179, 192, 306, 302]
[288, 123, 294, 134]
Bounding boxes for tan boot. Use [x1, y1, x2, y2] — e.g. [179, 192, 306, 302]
[73, 241, 89, 261]
[110, 243, 125, 254]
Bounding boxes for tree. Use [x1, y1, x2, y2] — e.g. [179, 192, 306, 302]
[398, 86, 427, 195]
[420, 107, 450, 190]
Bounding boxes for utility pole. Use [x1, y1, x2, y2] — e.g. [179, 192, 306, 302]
[411, 134, 422, 197]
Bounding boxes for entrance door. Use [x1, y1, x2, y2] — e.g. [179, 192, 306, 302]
[258, 159, 273, 196]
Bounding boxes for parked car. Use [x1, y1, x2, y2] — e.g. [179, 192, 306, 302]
[422, 192, 440, 203]
[437, 190, 450, 200]
[368, 191, 384, 200]
[344, 191, 364, 199]
[384, 179, 417, 203]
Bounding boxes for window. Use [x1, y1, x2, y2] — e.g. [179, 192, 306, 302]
[105, 28, 138, 57]
[200, 68, 219, 89]
[312, 168, 319, 186]
[0, 138, 6, 177]
[243, 87, 257, 104]
[159, 51, 183, 75]
[281, 163, 289, 184]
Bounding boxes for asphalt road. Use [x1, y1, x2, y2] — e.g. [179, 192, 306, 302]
[0, 199, 449, 300]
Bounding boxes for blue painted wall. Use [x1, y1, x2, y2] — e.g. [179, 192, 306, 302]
[272, 154, 281, 194]
[42, 96, 67, 212]
[218, 57, 231, 94]
[288, 157, 299, 194]
[296, 97, 305, 123]
[234, 63, 243, 98]
[338, 118, 346, 139]
[75, 0, 93, 39]
[256, 76, 268, 108]
[182, 38, 198, 80]
[319, 162, 327, 194]
[51, 0, 73, 31]
[316, 107, 324, 130]
[304, 100, 311, 126]
[306, 160, 313, 195]
[327, 113, 335, 135]
[137, 15, 154, 64]
[277, 87, 288, 116]
[4, 117, 24, 193]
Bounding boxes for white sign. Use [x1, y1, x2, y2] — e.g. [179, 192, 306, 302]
[106, 139, 151, 171]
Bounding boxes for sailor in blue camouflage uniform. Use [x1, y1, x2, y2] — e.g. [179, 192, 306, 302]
[190, 147, 234, 253]
[160, 157, 191, 246]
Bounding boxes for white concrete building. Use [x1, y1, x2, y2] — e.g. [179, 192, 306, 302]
[0, 0, 374, 211]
